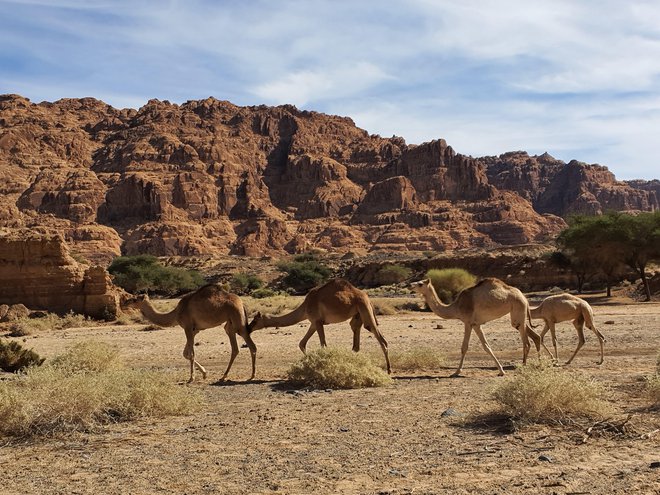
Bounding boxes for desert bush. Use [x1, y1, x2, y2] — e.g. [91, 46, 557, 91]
[277, 253, 332, 293]
[287, 347, 392, 389]
[0, 340, 45, 372]
[374, 264, 412, 285]
[492, 362, 612, 423]
[0, 341, 203, 437]
[426, 268, 477, 303]
[108, 255, 205, 295]
[250, 287, 277, 299]
[229, 272, 264, 295]
[50, 341, 123, 374]
[647, 375, 660, 408]
[372, 300, 397, 315]
[388, 347, 445, 371]
[247, 294, 303, 316]
[7, 312, 91, 336]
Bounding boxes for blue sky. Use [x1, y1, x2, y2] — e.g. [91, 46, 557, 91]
[1, 0, 659, 179]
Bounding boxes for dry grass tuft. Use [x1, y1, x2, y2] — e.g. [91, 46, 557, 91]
[6, 312, 93, 336]
[492, 362, 613, 423]
[388, 347, 445, 371]
[0, 339, 45, 372]
[247, 295, 304, 316]
[287, 347, 392, 390]
[0, 341, 204, 438]
[647, 375, 660, 408]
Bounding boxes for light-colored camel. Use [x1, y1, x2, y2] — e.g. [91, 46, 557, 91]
[530, 293, 605, 365]
[122, 284, 256, 383]
[248, 278, 391, 374]
[411, 278, 546, 377]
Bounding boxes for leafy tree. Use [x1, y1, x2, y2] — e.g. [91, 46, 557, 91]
[374, 264, 412, 285]
[558, 212, 660, 299]
[277, 253, 332, 293]
[108, 255, 205, 295]
[230, 272, 264, 295]
[426, 268, 477, 303]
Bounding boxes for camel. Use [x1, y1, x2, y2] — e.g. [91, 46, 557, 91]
[410, 278, 546, 377]
[248, 278, 391, 374]
[122, 284, 256, 383]
[530, 293, 605, 365]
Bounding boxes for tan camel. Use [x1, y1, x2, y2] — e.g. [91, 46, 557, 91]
[122, 284, 256, 383]
[530, 293, 605, 365]
[248, 278, 391, 374]
[411, 278, 546, 376]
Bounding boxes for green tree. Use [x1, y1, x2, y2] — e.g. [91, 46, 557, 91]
[277, 253, 332, 293]
[230, 272, 264, 295]
[616, 211, 660, 301]
[108, 255, 205, 295]
[426, 268, 477, 303]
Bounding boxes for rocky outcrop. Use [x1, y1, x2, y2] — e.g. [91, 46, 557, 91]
[0, 231, 123, 318]
[484, 152, 658, 216]
[0, 94, 655, 259]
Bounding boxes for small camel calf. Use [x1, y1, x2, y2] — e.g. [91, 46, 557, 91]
[530, 293, 605, 365]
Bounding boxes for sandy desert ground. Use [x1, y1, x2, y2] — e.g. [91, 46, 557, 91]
[1, 295, 659, 495]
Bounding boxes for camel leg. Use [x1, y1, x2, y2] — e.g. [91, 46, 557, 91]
[299, 323, 317, 353]
[589, 324, 605, 365]
[473, 325, 505, 376]
[220, 328, 240, 381]
[452, 323, 473, 377]
[366, 323, 391, 375]
[566, 319, 586, 365]
[548, 322, 559, 362]
[349, 314, 362, 352]
[241, 331, 258, 380]
[183, 329, 206, 383]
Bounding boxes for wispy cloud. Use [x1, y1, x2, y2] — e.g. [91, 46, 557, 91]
[0, 0, 658, 179]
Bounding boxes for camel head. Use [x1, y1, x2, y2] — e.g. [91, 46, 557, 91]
[247, 311, 266, 333]
[120, 293, 149, 310]
[410, 279, 433, 296]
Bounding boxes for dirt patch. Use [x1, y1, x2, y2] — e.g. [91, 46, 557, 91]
[1, 300, 659, 494]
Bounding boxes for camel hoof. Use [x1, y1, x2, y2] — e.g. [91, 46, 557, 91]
[450, 372, 462, 378]
[497, 370, 505, 377]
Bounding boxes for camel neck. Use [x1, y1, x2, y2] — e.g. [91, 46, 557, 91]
[138, 301, 179, 327]
[423, 288, 459, 319]
[261, 302, 307, 328]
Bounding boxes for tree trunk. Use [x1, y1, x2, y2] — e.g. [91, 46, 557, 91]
[639, 264, 651, 302]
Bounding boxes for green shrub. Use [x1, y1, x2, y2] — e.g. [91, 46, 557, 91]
[230, 272, 264, 295]
[426, 268, 477, 303]
[277, 253, 332, 293]
[0, 340, 45, 372]
[492, 362, 613, 423]
[108, 255, 205, 295]
[0, 341, 204, 437]
[287, 347, 391, 389]
[251, 287, 277, 299]
[375, 264, 412, 285]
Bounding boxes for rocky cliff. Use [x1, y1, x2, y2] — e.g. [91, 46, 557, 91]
[0, 94, 656, 261]
[0, 230, 123, 317]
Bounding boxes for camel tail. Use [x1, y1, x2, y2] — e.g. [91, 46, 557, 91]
[370, 301, 380, 327]
[527, 305, 538, 329]
[583, 304, 606, 342]
[243, 305, 251, 335]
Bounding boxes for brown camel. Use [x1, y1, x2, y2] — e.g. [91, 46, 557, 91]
[530, 293, 605, 365]
[248, 278, 391, 374]
[122, 284, 256, 383]
[411, 278, 545, 376]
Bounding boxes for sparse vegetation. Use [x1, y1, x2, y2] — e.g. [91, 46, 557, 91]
[6, 312, 92, 336]
[250, 287, 278, 299]
[287, 347, 392, 389]
[492, 362, 613, 423]
[374, 264, 412, 285]
[426, 268, 477, 303]
[108, 255, 205, 295]
[0, 340, 45, 372]
[277, 253, 332, 293]
[0, 341, 204, 437]
[229, 272, 264, 295]
[387, 347, 445, 371]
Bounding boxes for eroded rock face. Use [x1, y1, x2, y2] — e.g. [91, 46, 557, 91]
[484, 152, 658, 216]
[0, 231, 123, 318]
[0, 94, 655, 258]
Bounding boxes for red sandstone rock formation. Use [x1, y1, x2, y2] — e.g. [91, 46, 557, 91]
[0, 230, 123, 318]
[0, 94, 655, 259]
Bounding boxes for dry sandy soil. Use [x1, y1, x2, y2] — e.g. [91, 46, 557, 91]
[1, 296, 659, 495]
